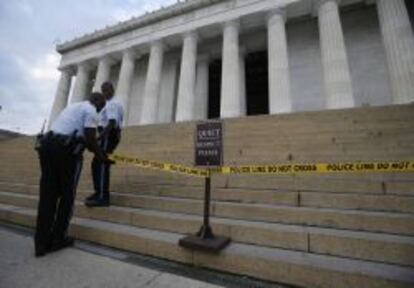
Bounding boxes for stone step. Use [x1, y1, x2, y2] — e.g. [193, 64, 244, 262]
[221, 174, 414, 196]
[1, 190, 414, 236]
[214, 201, 414, 236]
[0, 191, 413, 267]
[299, 192, 414, 214]
[0, 183, 39, 195]
[1, 164, 412, 196]
[1, 161, 413, 196]
[0, 203, 413, 288]
[2, 182, 414, 214]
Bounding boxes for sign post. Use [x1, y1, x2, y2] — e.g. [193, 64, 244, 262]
[179, 122, 230, 252]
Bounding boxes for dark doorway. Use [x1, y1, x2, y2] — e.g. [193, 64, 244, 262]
[245, 51, 269, 116]
[208, 59, 221, 119]
[406, 0, 414, 30]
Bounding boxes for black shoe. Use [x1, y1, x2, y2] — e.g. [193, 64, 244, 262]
[35, 246, 48, 257]
[85, 198, 110, 207]
[85, 192, 98, 201]
[49, 237, 74, 253]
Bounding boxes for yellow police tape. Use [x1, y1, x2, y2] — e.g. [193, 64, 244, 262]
[109, 154, 210, 177]
[109, 154, 414, 178]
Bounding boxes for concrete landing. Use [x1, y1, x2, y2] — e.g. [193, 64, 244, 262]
[0, 226, 222, 288]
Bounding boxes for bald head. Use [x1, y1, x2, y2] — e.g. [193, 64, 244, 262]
[89, 92, 106, 112]
[101, 82, 114, 100]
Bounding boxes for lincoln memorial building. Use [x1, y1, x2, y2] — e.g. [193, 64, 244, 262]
[2, 1, 414, 286]
[49, 0, 414, 127]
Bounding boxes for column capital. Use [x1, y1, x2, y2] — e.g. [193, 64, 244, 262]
[267, 8, 287, 23]
[58, 66, 75, 75]
[99, 54, 117, 65]
[150, 40, 165, 51]
[122, 48, 141, 61]
[182, 30, 199, 41]
[315, 0, 341, 7]
[77, 61, 94, 72]
[222, 19, 240, 30]
[313, 0, 341, 15]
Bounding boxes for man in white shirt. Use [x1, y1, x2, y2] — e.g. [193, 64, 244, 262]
[35, 92, 108, 257]
[85, 82, 124, 207]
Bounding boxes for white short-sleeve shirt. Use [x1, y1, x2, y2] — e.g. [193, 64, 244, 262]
[98, 98, 124, 128]
[51, 101, 99, 138]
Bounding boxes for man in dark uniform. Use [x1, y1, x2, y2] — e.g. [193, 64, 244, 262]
[35, 92, 108, 257]
[85, 82, 124, 207]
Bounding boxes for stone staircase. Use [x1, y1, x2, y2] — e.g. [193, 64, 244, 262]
[1, 104, 414, 288]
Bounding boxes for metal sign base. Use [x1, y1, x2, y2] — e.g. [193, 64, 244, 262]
[179, 176, 231, 253]
[179, 234, 230, 253]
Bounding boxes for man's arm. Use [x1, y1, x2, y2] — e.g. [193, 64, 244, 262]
[98, 119, 117, 140]
[84, 128, 108, 162]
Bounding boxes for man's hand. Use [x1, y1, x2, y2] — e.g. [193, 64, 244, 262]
[96, 133, 104, 142]
[99, 119, 116, 141]
[84, 128, 108, 161]
[98, 153, 116, 165]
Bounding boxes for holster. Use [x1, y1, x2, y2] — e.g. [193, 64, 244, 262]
[34, 133, 44, 151]
[71, 139, 85, 157]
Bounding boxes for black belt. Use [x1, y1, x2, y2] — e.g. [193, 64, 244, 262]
[46, 132, 82, 147]
[98, 126, 121, 130]
[45, 132, 68, 141]
[98, 127, 121, 135]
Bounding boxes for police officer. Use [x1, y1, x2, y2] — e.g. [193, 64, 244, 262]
[35, 92, 108, 257]
[85, 82, 124, 207]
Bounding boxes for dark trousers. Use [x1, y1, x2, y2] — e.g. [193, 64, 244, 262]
[35, 138, 83, 251]
[91, 129, 120, 201]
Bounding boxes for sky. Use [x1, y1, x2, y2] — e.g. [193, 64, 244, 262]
[0, 0, 177, 135]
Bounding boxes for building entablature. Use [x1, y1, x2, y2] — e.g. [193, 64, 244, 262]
[58, 0, 364, 69]
[49, 0, 414, 129]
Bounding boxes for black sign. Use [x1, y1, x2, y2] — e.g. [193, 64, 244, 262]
[195, 122, 223, 167]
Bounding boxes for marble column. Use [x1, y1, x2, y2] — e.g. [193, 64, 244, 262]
[116, 49, 136, 122]
[93, 56, 113, 92]
[176, 31, 198, 122]
[194, 55, 210, 120]
[267, 8, 291, 114]
[157, 58, 179, 123]
[141, 41, 164, 124]
[239, 47, 246, 115]
[221, 20, 242, 118]
[377, 0, 414, 104]
[48, 69, 73, 128]
[317, 0, 354, 109]
[71, 62, 91, 103]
